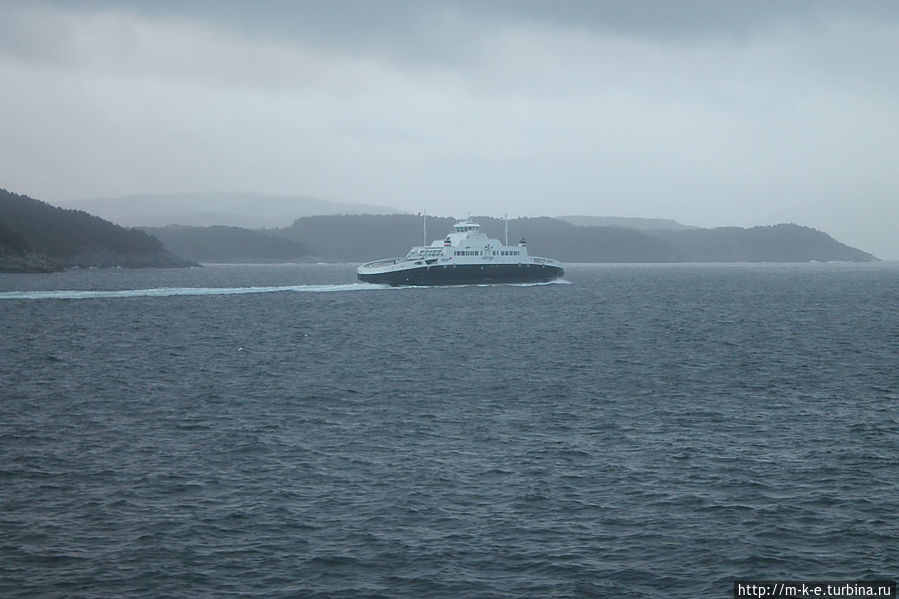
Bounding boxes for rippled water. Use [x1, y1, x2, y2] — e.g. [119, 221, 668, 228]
[1, 262, 897, 598]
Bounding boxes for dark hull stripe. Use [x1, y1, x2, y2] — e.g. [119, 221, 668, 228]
[358, 263, 564, 286]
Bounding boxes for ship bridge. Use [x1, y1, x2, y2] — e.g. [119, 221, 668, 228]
[443, 221, 485, 247]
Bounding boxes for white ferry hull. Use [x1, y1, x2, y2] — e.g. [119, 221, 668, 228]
[357, 262, 564, 286]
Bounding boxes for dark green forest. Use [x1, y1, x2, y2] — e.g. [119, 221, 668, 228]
[0, 188, 192, 270]
[0, 220, 31, 254]
[0, 188, 161, 256]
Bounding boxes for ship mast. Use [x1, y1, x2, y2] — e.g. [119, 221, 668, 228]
[423, 210, 427, 247]
[504, 213, 508, 246]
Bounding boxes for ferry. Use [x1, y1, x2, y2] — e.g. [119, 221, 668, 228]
[357, 219, 564, 286]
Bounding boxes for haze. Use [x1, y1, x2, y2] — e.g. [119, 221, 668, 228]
[1, 1, 897, 258]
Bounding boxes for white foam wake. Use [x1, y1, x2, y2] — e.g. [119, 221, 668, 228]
[506, 279, 571, 287]
[0, 283, 390, 301]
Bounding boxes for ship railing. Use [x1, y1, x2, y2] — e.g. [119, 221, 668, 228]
[360, 258, 401, 269]
[531, 257, 561, 266]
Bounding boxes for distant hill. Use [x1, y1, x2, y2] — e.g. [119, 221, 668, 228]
[270, 215, 687, 262]
[141, 225, 312, 263]
[271, 214, 878, 263]
[557, 215, 696, 231]
[3, 191, 877, 271]
[64, 192, 402, 228]
[0, 188, 194, 272]
[648, 224, 876, 262]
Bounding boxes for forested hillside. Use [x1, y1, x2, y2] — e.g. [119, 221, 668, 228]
[140, 225, 312, 262]
[0, 188, 193, 271]
[648, 224, 875, 262]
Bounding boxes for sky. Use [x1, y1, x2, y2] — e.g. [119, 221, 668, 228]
[1, 1, 897, 257]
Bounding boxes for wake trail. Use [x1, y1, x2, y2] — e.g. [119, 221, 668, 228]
[0, 283, 391, 301]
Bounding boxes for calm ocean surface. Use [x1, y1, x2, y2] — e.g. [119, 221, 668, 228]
[1, 262, 897, 598]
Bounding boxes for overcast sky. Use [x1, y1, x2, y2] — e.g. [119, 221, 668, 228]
[1, 1, 897, 257]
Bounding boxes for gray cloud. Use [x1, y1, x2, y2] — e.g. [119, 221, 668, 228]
[1, 1, 897, 257]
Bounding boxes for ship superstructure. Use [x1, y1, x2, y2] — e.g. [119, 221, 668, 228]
[357, 220, 564, 286]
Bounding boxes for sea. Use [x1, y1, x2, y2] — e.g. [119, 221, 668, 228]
[1, 262, 897, 598]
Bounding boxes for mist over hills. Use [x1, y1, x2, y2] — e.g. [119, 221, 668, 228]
[64, 193, 402, 228]
[557, 216, 695, 231]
